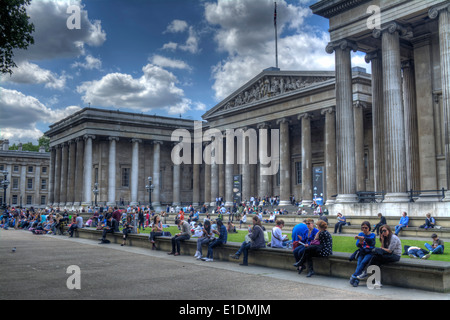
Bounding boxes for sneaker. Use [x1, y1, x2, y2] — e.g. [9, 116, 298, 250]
[194, 251, 200, 258]
[422, 254, 431, 259]
[229, 254, 239, 260]
[197, 255, 203, 260]
[409, 254, 417, 259]
[204, 258, 213, 262]
[357, 271, 368, 280]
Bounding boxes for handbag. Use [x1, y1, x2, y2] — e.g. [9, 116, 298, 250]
[310, 239, 320, 246]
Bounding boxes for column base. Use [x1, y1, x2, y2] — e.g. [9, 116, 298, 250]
[106, 202, 116, 207]
[172, 202, 181, 207]
[384, 192, 410, 203]
[443, 191, 450, 202]
[335, 194, 358, 203]
[225, 201, 234, 207]
[278, 200, 291, 206]
[301, 200, 313, 207]
[192, 202, 200, 207]
[129, 202, 139, 206]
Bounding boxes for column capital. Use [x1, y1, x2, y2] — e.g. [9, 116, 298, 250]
[321, 107, 335, 116]
[83, 134, 96, 141]
[276, 117, 290, 126]
[108, 136, 119, 142]
[372, 22, 411, 39]
[364, 50, 381, 63]
[428, 2, 450, 19]
[401, 59, 414, 69]
[256, 122, 270, 129]
[325, 39, 358, 54]
[297, 112, 313, 121]
[131, 138, 142, 144]
[353, 100, 369, 109]
[152, 140, 163, 145]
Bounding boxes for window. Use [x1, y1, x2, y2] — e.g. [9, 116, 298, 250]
[41, 178, 47, 190]
[295, 161, 302, 185]
[28, 166, 33, 173]
[121, 168, 130, 187]
[27, 178, 33, 189]
[40, 196, 46, 205]
[12, 195, 18, 205]
[13, 165, 19, 172]
[0, 164, 4, 171]
[26, 195, 32, 205]
[12, 178, 19, 189]
[42, 166, 47, 174]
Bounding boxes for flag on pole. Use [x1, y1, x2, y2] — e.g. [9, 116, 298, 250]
[274, 2, 277, 27]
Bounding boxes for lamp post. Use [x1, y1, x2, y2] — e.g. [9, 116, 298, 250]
[93, 182, 99, 208]
[1, 170, 9, 210]
[145, 176, 154, 211]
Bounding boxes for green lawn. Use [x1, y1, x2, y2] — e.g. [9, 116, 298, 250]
[131, 226, 449, 262]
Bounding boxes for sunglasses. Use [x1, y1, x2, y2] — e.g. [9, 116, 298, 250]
[381, 229, 388, 233]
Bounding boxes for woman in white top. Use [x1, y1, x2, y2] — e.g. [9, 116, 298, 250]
[271, 219, 288, 248]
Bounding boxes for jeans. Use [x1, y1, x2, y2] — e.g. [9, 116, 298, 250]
[425, 243, 444, 254]
[207, 239, 225, 259]
[171, 234, 190, 254]
[395, 224, 407, 235]
[352, 252, 373, 278]
[334, 222, 346, 233]
[408, 248, 425, 258]
[293, 244, 306, 262]
[235, 241, 252, 264]
[196, 237, 211, 253]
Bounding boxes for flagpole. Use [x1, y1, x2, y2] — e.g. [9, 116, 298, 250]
[274, 1, 278, 69]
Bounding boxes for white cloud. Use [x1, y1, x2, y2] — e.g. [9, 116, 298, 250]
[71, 54, 102, 70]
[204, 0, 364, 101]
[14, 0, 106, 62]
[165, 19, 189, 33]
[151, 55, 192, 71]
[0, 87, 81, 143]
[0, 61, 67, 90]
[76, 64, 188, 111]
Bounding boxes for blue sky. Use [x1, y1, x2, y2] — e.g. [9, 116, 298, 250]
[0, 0, 367, 145]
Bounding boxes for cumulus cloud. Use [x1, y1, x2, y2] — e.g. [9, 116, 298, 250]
[203, 0, 371, 101]
[71, 54, 102, 70]
[165, 19, 189, 33]
[0, 87, 81, 143]
[76, 64, 188, 111]
[150, 55, 192, 71]
[13, 0, 106, 62]
[0, 61, 68, 90]
[162, 20, 200, 54]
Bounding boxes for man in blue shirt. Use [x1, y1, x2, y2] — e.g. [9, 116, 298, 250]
[203, 219, 228, 262]
[291, 221, 308, 244]
[395, 212, 409, 236]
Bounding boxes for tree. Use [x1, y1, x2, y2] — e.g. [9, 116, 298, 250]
[0, 0, 35, 74]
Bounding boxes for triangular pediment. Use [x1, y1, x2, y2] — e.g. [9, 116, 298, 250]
[203, 69, 335, 119]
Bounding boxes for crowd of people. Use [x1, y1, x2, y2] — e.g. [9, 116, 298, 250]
[1, 203, 446, 288]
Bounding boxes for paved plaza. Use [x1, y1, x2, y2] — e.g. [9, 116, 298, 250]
[1, 229, 449, 301]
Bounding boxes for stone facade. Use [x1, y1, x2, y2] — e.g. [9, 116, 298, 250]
[42, 0, 450, 216]
[0, 140, 50, 208]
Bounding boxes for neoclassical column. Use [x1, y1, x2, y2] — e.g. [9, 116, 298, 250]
[172, 162, 181, 206]
[74, 137, 84, 206]
[322, 108, 337, 204]
[53, 144, 62, 205]
[240, 127, 251, 204]
[192, 163, 200, 206]
[429, 3, 450, 200]
[203, 142, 212, 206]
[277, 118, 291, 206]
[59, 142, 68, 206]
[298, 113, 312, 206]
[326, 39, 358, 202]
[152, 140, 163, 208]
[224, 130, 234, 207]
[66, 140, 76, 206]
[48, 147, 56, 205]
[107, 137, 119, 206]
[257, 122, 271, 199]
[82, 135, 95, 206]
[353, 101, 367, 192]
[402, 60, 420, 193]
[374, 23, 409, 201]
[365, 51, 385, 193]
[129, 138, 141, 206]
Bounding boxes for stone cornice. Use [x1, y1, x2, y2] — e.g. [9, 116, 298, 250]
[310, 0, 372, 19]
